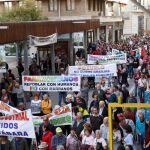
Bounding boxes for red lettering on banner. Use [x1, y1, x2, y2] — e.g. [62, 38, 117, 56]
[0, 112, 29, 121]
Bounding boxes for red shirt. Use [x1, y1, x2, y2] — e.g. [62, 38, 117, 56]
[42, 131, 53, 150]
[145, 126, 150, 145]
[128, 111, 135, 122]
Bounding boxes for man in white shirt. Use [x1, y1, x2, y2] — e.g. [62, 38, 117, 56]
[100, 117, 109, 141]
[138, 74, 147, 101]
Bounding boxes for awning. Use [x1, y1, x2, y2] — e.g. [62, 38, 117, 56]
[106, 0, 128, 4]
[0, 19, 100, 44]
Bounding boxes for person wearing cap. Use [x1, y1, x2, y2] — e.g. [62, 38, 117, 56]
[118, 113, 135, 138]
[39, 116, 55, 141]
[38, 142, 48, 150]
[51, 127, 66, 150]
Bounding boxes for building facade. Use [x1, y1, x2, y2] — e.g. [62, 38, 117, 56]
[0, 0, 127, 42]
[123, 0, 150, 36]
[99, 0, 127, 42]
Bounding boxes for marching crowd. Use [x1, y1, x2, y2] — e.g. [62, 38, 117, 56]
[0, 34, 150, 150]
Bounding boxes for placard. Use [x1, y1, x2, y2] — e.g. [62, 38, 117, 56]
[0, 109, 36, 138]
[29, 33, 57, 46]
[68, 64, 117, 77]
[0, 101, 21, 115]
[33, 104, 72, 126]
[22, 76, 80, 92]
[87, 54, 127, 64]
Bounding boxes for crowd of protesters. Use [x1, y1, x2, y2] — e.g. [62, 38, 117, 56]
[0, 34, 150, 150]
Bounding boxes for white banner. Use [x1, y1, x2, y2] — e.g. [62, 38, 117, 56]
[112, 49, 125, 55]
[87, 54, 127, 64]
[68, 64, 117, 77]
[33, 104, 72, 126]
[29, 33, 57, 46]
[0, 109, 36, 138]
[0, 101, 21, 115]
[0, 45, 6, 73]
[22, 76, 81, 92]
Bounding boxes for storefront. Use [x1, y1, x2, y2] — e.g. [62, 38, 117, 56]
[0, 20, 100, 74]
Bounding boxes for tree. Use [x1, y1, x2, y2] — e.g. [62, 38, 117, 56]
[0, 0, 46, 22]
[0, 0, 47, 64]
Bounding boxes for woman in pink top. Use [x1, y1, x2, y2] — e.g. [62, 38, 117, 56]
[66, 127, 80, 150]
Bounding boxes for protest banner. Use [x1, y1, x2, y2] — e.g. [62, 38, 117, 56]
[0, 45, 6, 73]
[68, 64, 117, 77]
[29, 33, 57, 46]
[144, 91, 150, 120]
[33, 104, 72, 126]
[87, 54, 127, 64]
[22, 76, 81, 92]
[0, 101, 21, 115]
[112, 49, 125, 55]
[0, 109, 36, 138]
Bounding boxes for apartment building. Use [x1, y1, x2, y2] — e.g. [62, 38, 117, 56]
[0, 0, 127, 42]
[100, 0, 127, 42]
[123, 0, 150, 36]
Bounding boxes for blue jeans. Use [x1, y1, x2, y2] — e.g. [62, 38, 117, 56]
[139, 134, 145, 150]
[128, 65, 134, 78]
[58, 92, 67, 106]
[138, 87, 145, 100]
[134, 80, 138, 97]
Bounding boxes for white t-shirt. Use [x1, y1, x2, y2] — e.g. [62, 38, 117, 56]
[100, 124, 108, 140]
[124, 133, 134, 146]
[31, 100, 41, 114]
[138, 78, 147, 88]
[94, 137, 107, 148]
[82, 135, 95, 146]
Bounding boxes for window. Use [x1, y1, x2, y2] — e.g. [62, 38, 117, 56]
[49, 0, 57, 11]
[97, 0, 100, 11]
[36, 1, 42, 9]
[88, 0, 91, 11]
[66, 0, 75, 11]
[4, 2, 12, 10]
[93, 0, 96, 11]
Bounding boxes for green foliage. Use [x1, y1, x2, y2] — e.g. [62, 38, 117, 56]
[0, 0, 46, 22]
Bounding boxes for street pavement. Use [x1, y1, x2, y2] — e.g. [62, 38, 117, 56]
[2, 56, 136, 107]
[1, 56, 142, 149]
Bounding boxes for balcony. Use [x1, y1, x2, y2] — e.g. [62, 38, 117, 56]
[100, 16, 123, 23]
[48, 16, 93, 21]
